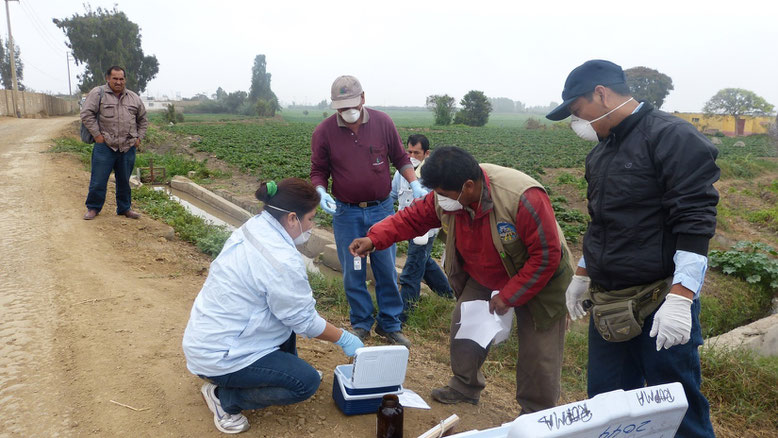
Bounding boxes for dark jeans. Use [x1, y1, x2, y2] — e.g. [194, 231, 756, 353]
[332, 198, 403, 333]
[587, 299, 715, 438]
[399, 238, 453, 322]
[85, 143, 136, 214]
[203, 333, 320, 415]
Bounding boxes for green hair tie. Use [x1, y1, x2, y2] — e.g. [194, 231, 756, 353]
[267, 181, 278, 197]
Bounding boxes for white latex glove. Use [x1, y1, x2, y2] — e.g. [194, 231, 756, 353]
[412, 233, 429, 245]
[565, 275, 590, 320]
[315, 186, 336, 215]
[409, 180, 427, 199]
[650, 294, 693, 351]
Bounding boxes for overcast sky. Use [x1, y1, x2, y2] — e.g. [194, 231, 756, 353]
[5, 0, 776, 113]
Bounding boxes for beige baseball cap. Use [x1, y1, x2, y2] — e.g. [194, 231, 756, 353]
[330, 75, 363, 109]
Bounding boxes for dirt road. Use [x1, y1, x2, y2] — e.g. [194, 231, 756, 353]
[0, 117, 518, 437]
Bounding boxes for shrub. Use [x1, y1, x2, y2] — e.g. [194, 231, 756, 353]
[256, 98, 277, 117]
[525, 117, 545, 130]
[708, 241, 778, 291]
[454, 90, 492, 127]
[164, 104, 184, 124]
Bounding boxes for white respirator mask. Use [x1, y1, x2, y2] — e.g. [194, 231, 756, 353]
[266, 205, 313, 245]
[340, 108, 361, 124]
[294, 222, 313, 245]
[436, 192, 464, 212]
[570, 97, 634, 142]
[409, 157, 421, 168]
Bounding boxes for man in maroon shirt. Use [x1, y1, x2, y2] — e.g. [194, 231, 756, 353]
[349, 147, 571, 412]
[310, 75, 426, 348]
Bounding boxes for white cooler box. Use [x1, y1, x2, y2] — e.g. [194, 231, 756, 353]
[448, 382, 688, 438]
[332, 345, 409, 415]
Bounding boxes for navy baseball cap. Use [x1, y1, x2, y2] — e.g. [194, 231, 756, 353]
[546, 60, 627, 121]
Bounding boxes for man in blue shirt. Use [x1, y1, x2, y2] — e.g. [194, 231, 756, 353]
[390, 134, 453, 321]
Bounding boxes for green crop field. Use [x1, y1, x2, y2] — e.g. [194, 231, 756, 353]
[165, 110, 776, 185]
[279, 108, 550, 128]
[166, 112, 593, 182]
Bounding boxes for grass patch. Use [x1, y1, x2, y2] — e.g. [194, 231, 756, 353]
[701, 346, 778, 430]
[718, 156, 778, 179]
[134, 153, 229, 183]
[396, 240, 408, 256]
[704, 241, 777, 337]
[403, 293, 455, 339]
[560, 323, 590, 397]
[50, 137, 92, 164]
[746, 206, 778, 232]
[556, 171, 588, 198]
[49, 137, 230, 184]
[309, 271, 351, 317]
[551, 195, 589, 244]
[699, 272, 774, 338]
[132, 185, 231, 257]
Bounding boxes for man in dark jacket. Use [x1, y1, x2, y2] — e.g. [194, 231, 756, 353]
[547, 60, 718, 438]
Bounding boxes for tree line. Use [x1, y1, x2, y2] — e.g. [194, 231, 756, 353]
[9, 5, 773, 126]
[185, 55, 280, 117]
[425, 66, 774, 127]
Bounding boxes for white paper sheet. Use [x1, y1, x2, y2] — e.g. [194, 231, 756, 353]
[398, 389, 430, 409]
[454, 295, 514, 349]
[491, 291, 514, 345]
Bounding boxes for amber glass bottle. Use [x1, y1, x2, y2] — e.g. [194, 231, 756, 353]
[376, 394, 403, 438]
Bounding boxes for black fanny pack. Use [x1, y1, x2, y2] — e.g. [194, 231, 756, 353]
[584, 277, 672, 342]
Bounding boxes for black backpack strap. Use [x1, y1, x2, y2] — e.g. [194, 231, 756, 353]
[96, 86, 104, 133]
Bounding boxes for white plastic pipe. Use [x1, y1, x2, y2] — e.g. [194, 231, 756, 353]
[417, 414, 460, 438]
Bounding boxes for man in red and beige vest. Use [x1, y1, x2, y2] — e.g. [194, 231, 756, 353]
[349, 146, 572, 413]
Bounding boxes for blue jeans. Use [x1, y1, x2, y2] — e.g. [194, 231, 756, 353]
[588, 299, 715, 438]
[85, 143, 136, 214]
[399, 238, 453, 321]
[203, 333, 320, 415]
[332, 197, 403, 333]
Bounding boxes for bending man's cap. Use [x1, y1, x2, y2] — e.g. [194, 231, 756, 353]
[546, 60, 627, 121]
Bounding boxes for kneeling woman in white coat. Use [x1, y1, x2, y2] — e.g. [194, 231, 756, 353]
[183, 178, 363, 434]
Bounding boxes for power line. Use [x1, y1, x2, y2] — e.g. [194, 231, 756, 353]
[18, 54, 64, 82]
[19, 0, 68, 50]
[17, 1, 67, 56]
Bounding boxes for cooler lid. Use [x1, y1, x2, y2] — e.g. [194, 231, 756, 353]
[351, 345, 409, 389]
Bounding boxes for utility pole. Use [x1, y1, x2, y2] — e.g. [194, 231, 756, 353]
[66, 52, 72, 96]
[4, 0, 20, 117]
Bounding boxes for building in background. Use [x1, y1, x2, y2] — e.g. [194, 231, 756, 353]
[673, 112, 774, 137]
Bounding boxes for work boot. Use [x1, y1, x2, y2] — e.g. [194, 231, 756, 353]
[352, 327, 371, 342]
[83, 209, 99, 220]
[374, 326, 411, 349]
[119, 209, 141, 219]
[431, 386, 479, 405]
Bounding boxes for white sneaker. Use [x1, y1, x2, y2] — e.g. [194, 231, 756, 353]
[200, 383, 250, 434]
